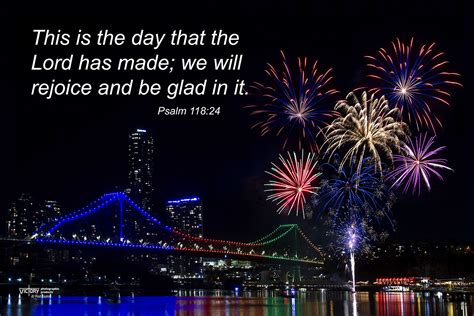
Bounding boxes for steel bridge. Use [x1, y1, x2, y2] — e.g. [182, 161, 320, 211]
[10, 192, 324, 265]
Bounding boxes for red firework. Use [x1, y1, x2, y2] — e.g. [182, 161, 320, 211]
[265, 151, 321, 218]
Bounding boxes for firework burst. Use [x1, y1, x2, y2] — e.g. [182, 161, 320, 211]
[316, 157, 395, 225]
[387, 133, 453, 195]
[327, 213, 388, 261]
[325, 212, 384, 292]
[265, 151, 321, 218]
[324, 91, 408, 176]
[247, 51, 339, 151]
[365, 38, 462, 132]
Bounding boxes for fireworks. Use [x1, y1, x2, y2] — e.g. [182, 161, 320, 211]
[317, 157, 395, 224]
[265, 151, 321, 218]
[327, 212, 386, 259]
[324, 91, 408, 175]
[331, 214, 366, 252]
[365, 38, 462, 132]
[247, 51, 338, 151]
[326, 213, 378, 292]
[388, 133, 453, 195]
[335, 215, 366, 293]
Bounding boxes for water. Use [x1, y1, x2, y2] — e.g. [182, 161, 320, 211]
[1, 290, 472, 315]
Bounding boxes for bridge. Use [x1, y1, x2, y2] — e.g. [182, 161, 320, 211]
[7, 192, 324, 265]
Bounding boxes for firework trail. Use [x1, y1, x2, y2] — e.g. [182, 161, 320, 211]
[316, 157, 395, 225]
[247, 51, 339, 151]
[328, 213, 380, 292]
[365, 38, 462, 132]
[387, 133, 453, 195]
[265, 151, 321, 218]
[323, 91, 408, 176]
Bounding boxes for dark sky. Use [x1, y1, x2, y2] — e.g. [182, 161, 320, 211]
[2, 1, 471, 243]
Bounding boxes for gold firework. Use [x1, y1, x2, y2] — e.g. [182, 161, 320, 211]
[324, 91, 408, 175]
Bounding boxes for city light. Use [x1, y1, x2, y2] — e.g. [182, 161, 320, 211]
[167, 197, 200, 204]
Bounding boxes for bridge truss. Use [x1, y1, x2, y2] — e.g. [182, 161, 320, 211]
[30, 192, 324, 265]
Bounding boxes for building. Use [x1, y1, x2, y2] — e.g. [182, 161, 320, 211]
[126, 129, 154, 241]
[43, 200, 62, 223]
[167, 197, 204, 277]
[167, 197, 203, 238]
[6, 193, 35, 238]
[128, 129, 154, 210]
[6, 194, 62, 238]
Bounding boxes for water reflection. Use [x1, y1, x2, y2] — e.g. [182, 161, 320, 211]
[1, 290, 472, 316]
[352, 292, 358, 316]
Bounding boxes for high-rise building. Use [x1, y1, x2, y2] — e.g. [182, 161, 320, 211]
[43, 200, 62, 223]
[6, 193, 34, 238]
[126, 129, 155, 241]
[128, 129, 154, 211]
[6, 194, 62, 238]
[167, 197, 204, 277]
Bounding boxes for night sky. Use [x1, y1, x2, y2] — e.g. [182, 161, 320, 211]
[3, 1, 471, 243]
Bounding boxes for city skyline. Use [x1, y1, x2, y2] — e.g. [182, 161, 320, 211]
[4, 128, 205, 244]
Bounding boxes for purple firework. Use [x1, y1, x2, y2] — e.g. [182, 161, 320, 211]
[388, 133, 453, 195]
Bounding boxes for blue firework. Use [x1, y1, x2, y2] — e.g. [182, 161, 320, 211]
[326, 211, 389, 258]
[316, 158, 395, 225]
[332, 213, 369, 255]
[365, 38, 462, 132]
[246, 51, 339, 151]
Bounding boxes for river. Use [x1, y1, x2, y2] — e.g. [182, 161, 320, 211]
[1, 290, 472, 315]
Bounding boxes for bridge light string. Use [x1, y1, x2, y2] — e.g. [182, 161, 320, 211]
[33, 192, 324, 262]
[254, 226, 325, 261]
[249, 225, 288, 244]
[249, 224, 296, 244]
[122, 193, 265, 247]
[253, 224, 297, 246]
[43, 194, 117, 234]
[33, 238, 323, 264]
[43, 195, 117, 236]
[170, 230, 262, 247]
[121, 193, 264, 247]
[121, 193, 173, 231]
[175, 247, 323, 264]
[249, 224, 325, 257]
[247, 225, 325, 260]
[34, 238, 173, 250]
[37, 192, 264, 247]
[296, 227, 325, 257]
